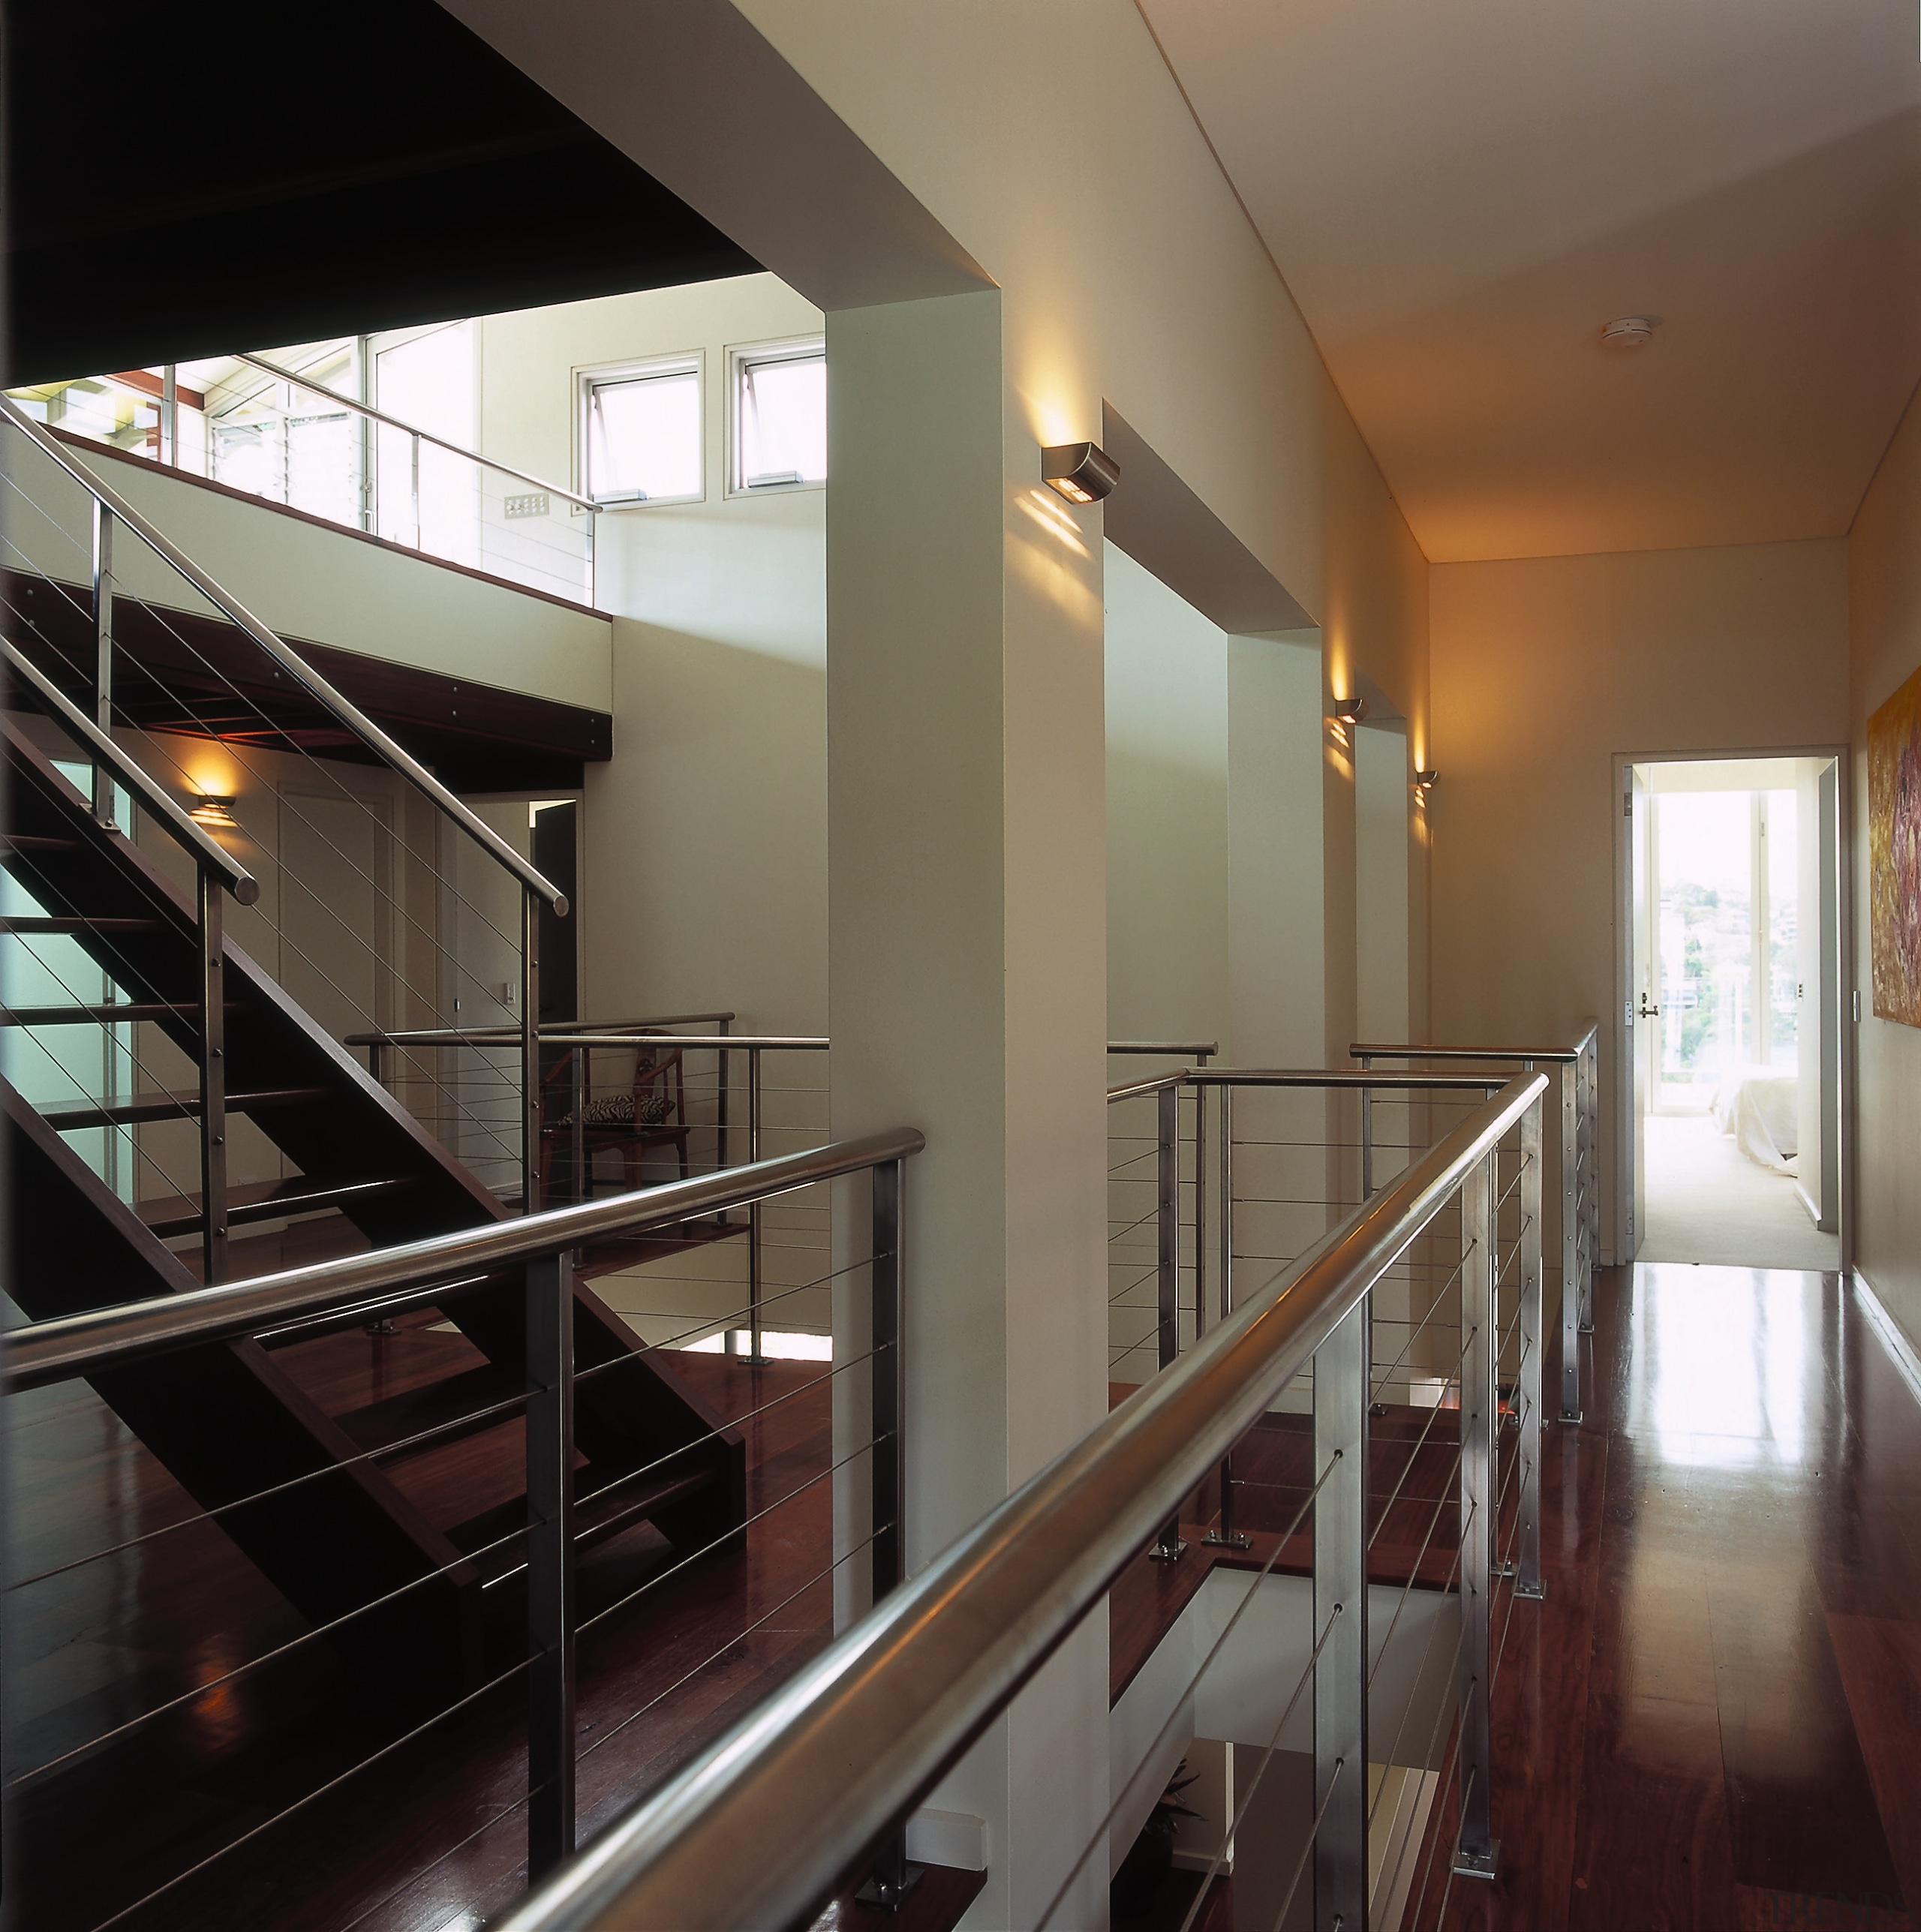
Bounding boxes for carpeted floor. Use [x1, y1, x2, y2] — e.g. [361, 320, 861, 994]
[1638, 1110, 1841, 1270]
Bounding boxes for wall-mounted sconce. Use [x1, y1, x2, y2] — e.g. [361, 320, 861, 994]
[189, 794, 237, 827]
[1414, 769, 1438, 794]
[1333, 695, 1369, 726]
[1042, 441, 1120, 505]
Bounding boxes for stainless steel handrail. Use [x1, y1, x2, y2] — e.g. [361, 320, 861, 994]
[0, 396, 567, 913]
[347, 1029, 825, 1052]
[1108, 1040, 1218, 1058]
[2, 638, 259, 904]
[233, 354, 598, 512]
[2, 1128, 922, 1393]
[1349, 1022, 1600, 1065]
[492, 1073, 1546, 1932]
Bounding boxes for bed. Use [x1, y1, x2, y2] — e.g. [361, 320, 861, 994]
[1710, 1066, 1799, 1174]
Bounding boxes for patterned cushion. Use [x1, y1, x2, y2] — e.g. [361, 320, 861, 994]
[563, 1091, 670, 1128]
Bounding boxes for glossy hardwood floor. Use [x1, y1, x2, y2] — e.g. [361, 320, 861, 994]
[6, 1327, 845, 1932]
[1408, 1263, 1921, 1932]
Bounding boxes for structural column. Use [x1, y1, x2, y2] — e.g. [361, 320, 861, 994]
[827, 289, 1109, 1930]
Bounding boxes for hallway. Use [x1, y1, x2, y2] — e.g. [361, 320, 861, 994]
[1640, 1113, 1841, 1272]
[1420, 1263, 1921, 1930]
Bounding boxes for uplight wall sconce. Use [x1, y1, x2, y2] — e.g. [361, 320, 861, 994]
[1333, 695, 1369, 726]
[1042, 441, 1120, 505]
[1414, 769, 1439, 793]
[189, 794, 238, 827]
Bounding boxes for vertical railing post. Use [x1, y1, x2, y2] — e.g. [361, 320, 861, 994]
[570, 1044, 586, 1206]
[525, 1249, 576, 1879]
[1559, 1060, 1582, 1423]
[1192, 1062, 1207, 1343]
[91, 500, 115, 829]
[716, 1017, 732, 1185]
[197, 870, 228, 1285]
[160, 365, 178, 467]
[522, 888, 540, 1215]
[856, 1155, 923, 1909]
[1150, 1081, 1186, 1561]
[1204, 1081, 1250, 1549]
[1314, 1294, 1368, 1930]
[410, 430, 422, 549]
[1360, 1083, 1375, 1203]
[744, 1044, 768, 1365]
[1517, 1092, 1546, 1601]
[1581, 1038, 1598, 1331]
[1455, 1149, 1499, 1881]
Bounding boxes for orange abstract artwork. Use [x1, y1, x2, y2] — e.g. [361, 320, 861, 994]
[1869, 661, 1921, 1027]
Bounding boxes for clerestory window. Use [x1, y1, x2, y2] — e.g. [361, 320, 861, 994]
[582, 357, 703, 506]
[729, 340, 825, 493]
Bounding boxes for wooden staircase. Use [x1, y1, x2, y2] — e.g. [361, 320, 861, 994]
[2, 719, 745, 1693]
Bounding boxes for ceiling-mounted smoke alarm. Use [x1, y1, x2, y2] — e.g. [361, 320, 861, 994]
[1601, 315, 1663, 350]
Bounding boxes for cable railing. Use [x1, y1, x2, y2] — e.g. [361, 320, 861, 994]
[2, 397, 569, 1242]
[230, 353, 599, 606]
[8, 353, 600, 608]
[1352, 1023, 1600, 1421]
[2, 637, 258, 1266]
[2, 1129, 921, 1930]
[491, 1071, 1549, 1931]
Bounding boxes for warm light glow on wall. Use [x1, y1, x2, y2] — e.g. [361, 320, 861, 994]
[1016, 486, 1091, 559]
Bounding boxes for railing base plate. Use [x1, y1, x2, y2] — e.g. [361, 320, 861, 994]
[1148, 1538, 1189, 1563]
[1454, 1839, 1501, 1882]
[1201, 1530, 1253, 1549]
[1514, 1578, 1547, 1600]
[855, 1863, 926, 1910]
[1558, 1409, 1583, 1426]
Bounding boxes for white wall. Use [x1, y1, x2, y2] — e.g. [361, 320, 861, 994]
[475, 275, 830, 1034]
[1105, 542, 1229, 1053]
[1430, 539, 1850, 1263]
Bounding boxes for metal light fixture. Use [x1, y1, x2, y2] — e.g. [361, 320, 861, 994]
[189, 794, 237, 827]
[1041, 441, 1120, 505]
[1414, 769, 1438, 793]
[1333, 695, 1369, 726]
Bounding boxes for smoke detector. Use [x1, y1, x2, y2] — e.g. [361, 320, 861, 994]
[1601, 315, 1663, 350]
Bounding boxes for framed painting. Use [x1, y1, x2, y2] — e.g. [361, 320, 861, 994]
[1869, 660, 1921, 1027]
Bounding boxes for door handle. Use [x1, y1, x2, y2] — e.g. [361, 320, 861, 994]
[1637, 996, 1661, 1019]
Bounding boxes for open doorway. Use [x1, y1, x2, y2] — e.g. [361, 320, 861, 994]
[1620, 755, 1844, 1270]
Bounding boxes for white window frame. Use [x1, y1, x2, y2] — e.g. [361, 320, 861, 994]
[576, 351, 705, 509]
[726, 336, 826, 498]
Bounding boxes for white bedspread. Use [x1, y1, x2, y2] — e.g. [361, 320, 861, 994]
[1710, 1066, 1799, 1174]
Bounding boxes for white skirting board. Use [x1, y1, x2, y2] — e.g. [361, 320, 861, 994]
[1853, 1269, 1921, 1408]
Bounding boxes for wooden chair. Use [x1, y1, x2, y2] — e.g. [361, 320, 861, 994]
[538, 1035, 690, 1204]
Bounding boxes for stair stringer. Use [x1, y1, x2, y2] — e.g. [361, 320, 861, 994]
[3, 1077, 483, 1697]
[4, 715, 746, 1555]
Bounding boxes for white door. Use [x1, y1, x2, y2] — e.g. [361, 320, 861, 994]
[1625, 764, 1653, 1260]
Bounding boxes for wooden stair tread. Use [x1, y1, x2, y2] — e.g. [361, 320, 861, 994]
[2, 999, 239, 1026]
[458, 1462, 723, 1588]
[39, 1085, 333, 1129]
[2, 915, 162, 934]
[139, 1174, 416, 1240]
[331, 1360, 525, 1455]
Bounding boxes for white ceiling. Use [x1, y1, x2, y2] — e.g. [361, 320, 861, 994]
[1139, 0, 1921, 561]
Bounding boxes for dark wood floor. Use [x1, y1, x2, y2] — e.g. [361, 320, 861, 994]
[16, 1262, 1919, 1931]
[1405, 1263, 1921, 1932]
[6, 1330, 846, 1932]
